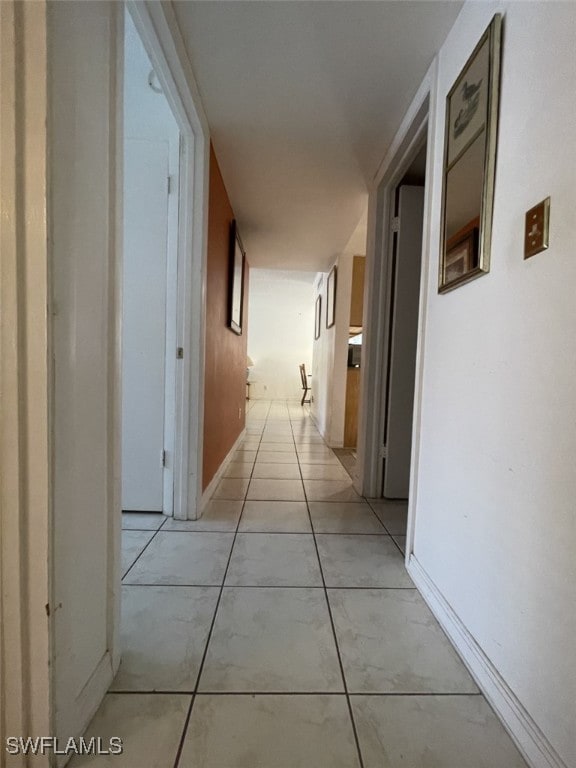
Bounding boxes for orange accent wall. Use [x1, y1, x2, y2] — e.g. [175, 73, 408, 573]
[202, 145, 249, 490]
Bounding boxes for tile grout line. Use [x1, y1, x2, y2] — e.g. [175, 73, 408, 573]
[364, 498, 408, 557]
[124, 531, 404, 539]
[121, 583, 417, 590]
[110, 689, 483, 697]
[121, 514, 169, 581]
[171, 399, 272, 768]
[288, 405, 366, 768]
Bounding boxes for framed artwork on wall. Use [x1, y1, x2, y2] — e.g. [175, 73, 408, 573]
[326, 265, 337, 328]
[228, 220, 246, 335]
[439, 14, 502, 293]
[314, 295, 322, 340]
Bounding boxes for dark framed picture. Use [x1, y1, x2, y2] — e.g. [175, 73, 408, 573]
[314, 295, 322, 340]
[228, 220, 245, 335]
[326, 266, 337, 329]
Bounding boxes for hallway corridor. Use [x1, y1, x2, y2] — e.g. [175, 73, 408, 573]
[84, 401, 528, 767]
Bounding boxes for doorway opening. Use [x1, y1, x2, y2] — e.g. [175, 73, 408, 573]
[121, 10, 180, 516]
[358, 94, 430, 550]
[380, 144, 427, 501]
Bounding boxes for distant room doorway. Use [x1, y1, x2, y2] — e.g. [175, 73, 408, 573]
[121, 10, 180, 514]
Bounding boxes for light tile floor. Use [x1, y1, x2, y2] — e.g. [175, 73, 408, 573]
[76, 400, 528, 768]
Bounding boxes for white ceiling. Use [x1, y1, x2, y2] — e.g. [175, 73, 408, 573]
[173, 1, 463, 270]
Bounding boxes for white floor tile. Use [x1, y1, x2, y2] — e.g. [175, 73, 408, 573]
[304, 479, 362, 502]
[329, 589, 478, 693]
[251, 463, 301, 479]
[352, 695, 528, 767]
[247, 478, 305, 501]
[122, 513, 166, 531]
[238, 438, 261, 448]
[123, 532, 234, 586]
[232, 449, 257, 463]
[256, 451, 299, 464]
[225, 533, 322, 587]
[121, 531, 154, 577]
[68, 693, 190, 768]
[296, 445, 335, 455]
[367, 499, 408, 534]
[257, 442, 296, 452]
[180, 695, 361, 768]
[300, 464, 351, 481]
[298, 454, 340, 465]
[239, 501, 312, 533]
[224, 461, 254, 479]
[212, 478, 250, 500]
[316, 534, 413, 587]
[199, 587, 343, 692]
[111, 586, 219, 691]
[162, 501, 243, 532]
[309, 501, 385, 534]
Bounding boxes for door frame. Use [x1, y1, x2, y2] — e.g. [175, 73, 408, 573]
[0, 0, 211, 754]
[0, 1, 52, 756]
[126, 0, 210, 520]
[382, 185, 425, 500]
[357, 61, 436, 558]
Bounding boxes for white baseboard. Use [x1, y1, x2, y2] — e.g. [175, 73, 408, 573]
[199, 428, 246, 514]
[407, 555, 569, 768]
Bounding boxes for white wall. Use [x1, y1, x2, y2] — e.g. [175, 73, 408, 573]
[409, 3, 576, 766]
[247, 269, 315, 400]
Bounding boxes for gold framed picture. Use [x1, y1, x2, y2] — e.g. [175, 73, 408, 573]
[439, 14, 502, 293]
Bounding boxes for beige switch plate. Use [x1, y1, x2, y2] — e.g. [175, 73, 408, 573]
[524, 197, 550, 259]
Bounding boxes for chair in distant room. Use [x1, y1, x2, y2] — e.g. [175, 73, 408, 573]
[299, 363, 311, 406]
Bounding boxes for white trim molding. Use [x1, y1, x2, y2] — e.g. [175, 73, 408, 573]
[408, 556, 569, 768]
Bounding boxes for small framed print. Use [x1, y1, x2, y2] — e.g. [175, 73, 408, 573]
[326, 266, 337, 329]
[314, 295, 322, 340]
